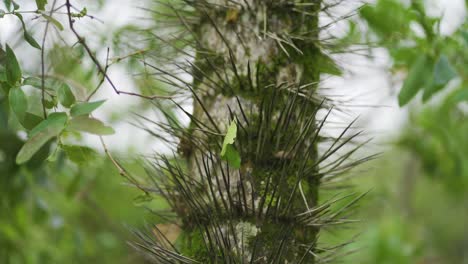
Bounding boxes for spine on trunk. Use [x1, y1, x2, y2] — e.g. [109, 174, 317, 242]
[131, 1, 367, 263]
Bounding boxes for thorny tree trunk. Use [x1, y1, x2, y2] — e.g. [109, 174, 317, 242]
[173, 0, 323, 262]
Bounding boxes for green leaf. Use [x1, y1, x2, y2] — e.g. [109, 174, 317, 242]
[221, 120, 241, 168]
[12, 0, 19, 10]
[359, 1, 412, 39]
[0, 9, 5, 18]
[398, 54, 432, 106]
[0, 66, 6, 82]
[448, 88, 468, 104]
[423, 55, 457, 101]
[221, 120, 238, 156]
[43, 97, 57, 109]
[47, 144, 59, 162]
[29, 112, 67, 137]
[5, 45, 22, 85]
[16, 128, 57, 164]
[20, 112, 43, 130]
[23, 76, 56, 92]
[3, 0, 12, 11]
[68, 116, 115, 135]
[35, 0, 47, 10]
[62, 144, 96, 165]
[462, 31, 468, 45]
[41, 14, 63, 31]
[9, 87, 27, 122]
[222, 144, 241, 169]
[70, 100, 106, 116]
[15, 13, 41, 50]
[433, 55, 457, 86]
[24, 31, 41, 50]
[57, 83, 75, 107]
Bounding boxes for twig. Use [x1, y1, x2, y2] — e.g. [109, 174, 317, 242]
[64, 0, 173, 100]
[86, 47, 110, 101]
[98, 136, 149, 195]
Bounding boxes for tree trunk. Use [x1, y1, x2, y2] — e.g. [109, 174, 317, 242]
[152, 1, 324, 263]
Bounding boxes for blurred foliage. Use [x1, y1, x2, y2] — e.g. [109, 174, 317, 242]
[1, 0, 467, 263]
[360, 0, 468, 106]
[1, 93, 152, 263]
[330, 0, 468, 263]
[0, 1, 152, 263]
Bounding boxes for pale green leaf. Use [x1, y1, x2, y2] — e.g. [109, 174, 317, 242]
[221, 120, 238, 156]
[16, 128, 58, 164]
[23, 76, 57, 92]
[70, 100, 106, 116]
[42, 14, 63, 31]
[221, 120, 241, 168]
[68, 116, 115, 135]
[47, 145, 59, 162]
[29, 112, 68, 137]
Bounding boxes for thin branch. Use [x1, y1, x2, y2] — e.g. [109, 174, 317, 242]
[98, 136, 149, 195]
[64, 0, 173, 100]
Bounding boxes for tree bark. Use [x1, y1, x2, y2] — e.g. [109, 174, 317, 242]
[170, 1, 323, 262]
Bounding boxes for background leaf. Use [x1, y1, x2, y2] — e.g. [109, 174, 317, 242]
[70, 100, 106, 116]
[68, 116, 115, 135]
[423, 55, 458, 101]
[398, 54, 432, 106]
[29, 112, 68, 137]
[9, 87, 27, 122]
[58, 83, 75, 107]
[16, 128, 58, 164]
[35, 0, 47, 10]
[42, 14, 63, 31]
[433, 55, 457, 87]
[62, 144, 97, 165]
[15, 13, 41, 50]
[20, 112, 43, 130]
[5, 45, 21, 85]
